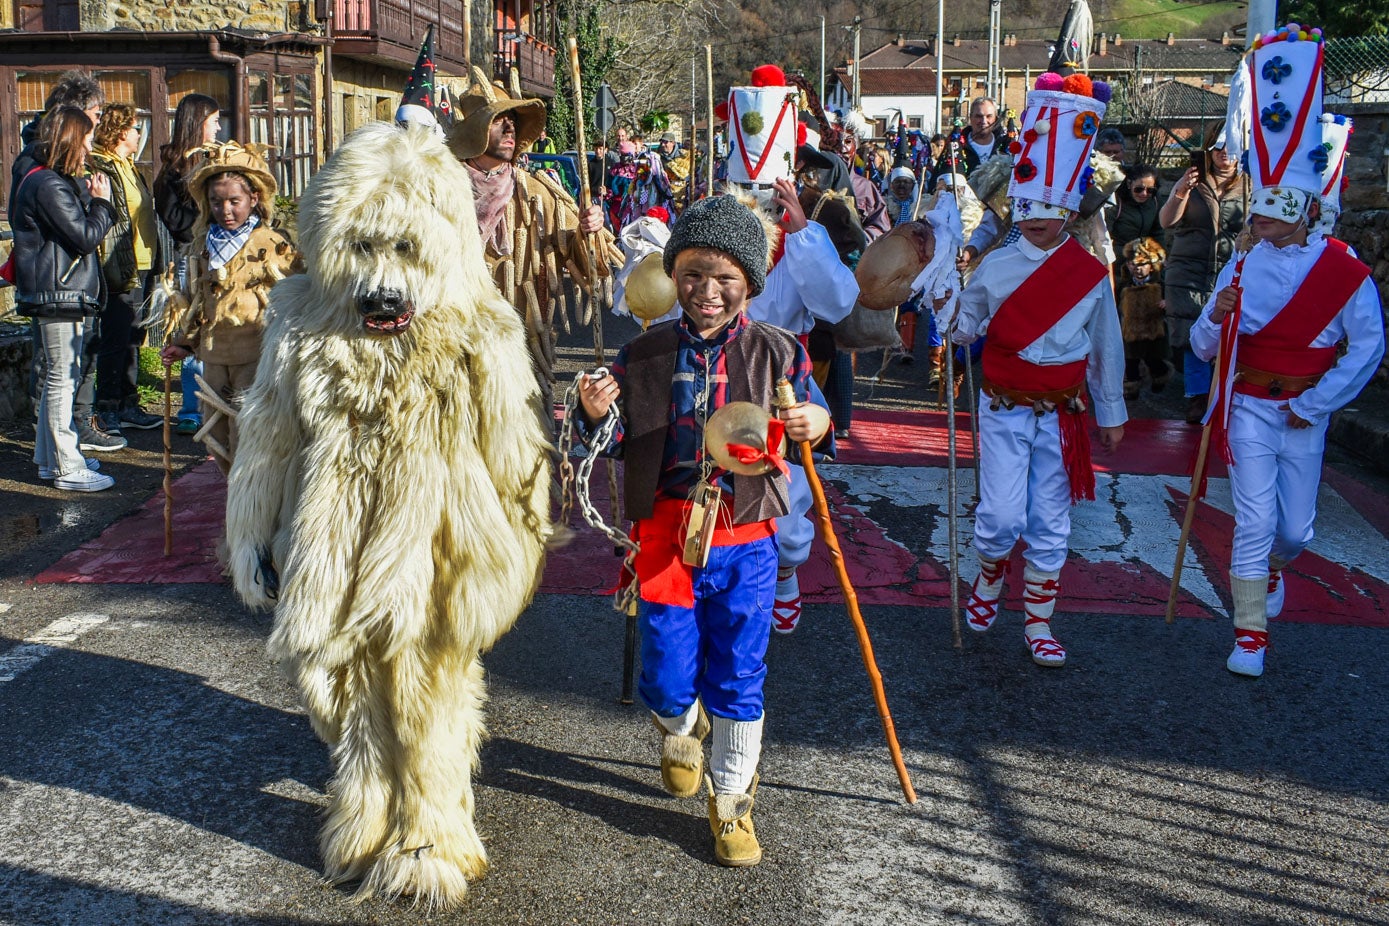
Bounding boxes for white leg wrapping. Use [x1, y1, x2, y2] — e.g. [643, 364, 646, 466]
[710, 715, 764, 795]
[654, 699, 703, 738]
[1231, 573, 1268, 633]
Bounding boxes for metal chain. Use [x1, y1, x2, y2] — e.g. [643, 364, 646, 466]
[559, 372, 640, 613]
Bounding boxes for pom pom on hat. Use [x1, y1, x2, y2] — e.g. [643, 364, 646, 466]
[797, 121, 807, 147]
[1062, 73, 1094, 96]
[714, 100, 730, 123]
[1035, 72, 1065, 91]
[750, 64, 787, 87]
[1092, 81, 1112, 103]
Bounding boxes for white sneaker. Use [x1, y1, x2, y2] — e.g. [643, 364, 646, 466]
[1226, 631, 1268, 678]
[54, 468, 115, 492]
[38, 458, 99, 481]
[1266, 571, 1285, 619]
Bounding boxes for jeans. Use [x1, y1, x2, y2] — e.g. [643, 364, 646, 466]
[179, 356, 203, 422]
[70, 317, 99, 421]
[1183, 346, 1213, 397]
[34, 320, 89, 478]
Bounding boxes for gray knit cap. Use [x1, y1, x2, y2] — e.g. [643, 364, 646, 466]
[662, 195, 768, 296]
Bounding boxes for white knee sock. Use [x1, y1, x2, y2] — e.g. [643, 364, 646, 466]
[1230, 573, 1268, 633]
[654, 700, 702, 737]
[710, 714, 763, 795]
[775, 571, 799, 601]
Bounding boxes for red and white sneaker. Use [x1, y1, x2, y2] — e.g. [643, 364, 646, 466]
[965, 557, 1009, 632]
[1266, 570, 1285, 619]
[772, 596, 802, 634]
[1227, 630, 1268, 677]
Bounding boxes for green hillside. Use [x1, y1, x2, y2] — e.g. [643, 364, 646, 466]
[1100, 0, 1247, 41]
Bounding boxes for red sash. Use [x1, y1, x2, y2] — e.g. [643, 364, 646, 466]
[980, 237, 1108, 504]
[1236, 245, 1369, 393]
[632, 497, 776, 606]
[981, 237, 1108, 392]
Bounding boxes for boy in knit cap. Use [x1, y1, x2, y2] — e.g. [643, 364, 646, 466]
[576, 194, 827, 867]
[941, 72, 1127, 668]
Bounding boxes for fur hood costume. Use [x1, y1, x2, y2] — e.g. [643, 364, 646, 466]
[225, 122, 553, 909]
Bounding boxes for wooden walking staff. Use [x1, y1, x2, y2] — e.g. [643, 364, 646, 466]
[162, 363, 173, 556]
[775, 380, 917, 804]
[567, 36, 623, 528]
[1165, 256, 1245, 623]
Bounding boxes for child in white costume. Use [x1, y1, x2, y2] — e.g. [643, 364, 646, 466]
[1192, 24, 1385, 678]
[943, 72, 1127, 667]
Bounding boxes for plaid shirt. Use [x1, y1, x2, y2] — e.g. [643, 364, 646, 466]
[590, 312, 816, 503]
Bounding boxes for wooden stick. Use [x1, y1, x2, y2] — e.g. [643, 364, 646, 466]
[163, 363, 173, 557]
[705, 45, 715, 197]
[776, 381, 917, 804]
[1166, 415, 1212, 624]
[1166, 256, 1243, 623]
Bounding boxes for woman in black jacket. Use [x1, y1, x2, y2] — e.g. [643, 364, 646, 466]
[9, 106, 117, 491]
[151, 93, 220, 433]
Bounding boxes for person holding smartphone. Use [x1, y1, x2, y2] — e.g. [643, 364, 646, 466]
[1159, 122, 1246, 424]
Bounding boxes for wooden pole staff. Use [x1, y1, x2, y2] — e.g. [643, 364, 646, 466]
[162, 363, 173, 557]
[1166, 257, 1243, 623]
[567, 36, 622, 528]
[776, 380, 917, 804]
[705, 44, 715, 197]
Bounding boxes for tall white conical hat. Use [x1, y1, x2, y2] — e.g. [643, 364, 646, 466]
[1313, 112, 1352, 233]
[1006, 72, 1112, 220]
[1241, 24, 1327, 220]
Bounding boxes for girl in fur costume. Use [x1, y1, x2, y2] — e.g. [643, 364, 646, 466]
[1119, 236, 1173, 398]
[160, 142, 301, 472]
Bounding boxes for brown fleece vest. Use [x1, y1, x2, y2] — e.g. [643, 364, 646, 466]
[620, 319, 796, 524]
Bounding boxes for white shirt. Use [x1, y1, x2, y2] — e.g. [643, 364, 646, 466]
[945, 234, 1128, 428]
[746, 220, 859, 335]
[969, 138, 997, 164]
[1189, 234, 1385, 424]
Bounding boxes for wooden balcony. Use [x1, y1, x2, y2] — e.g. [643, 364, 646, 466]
[494, 33, 556, 98]
[332, 0, 470, 73]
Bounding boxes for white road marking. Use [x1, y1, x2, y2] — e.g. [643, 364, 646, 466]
[0, 613, 109, 683]
[818, 465, 1389, 610]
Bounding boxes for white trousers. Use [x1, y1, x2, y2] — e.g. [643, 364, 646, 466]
[775, 463, 815, 572]
[1226, 394, 1325, 580]
[973, 401, 1072, 574]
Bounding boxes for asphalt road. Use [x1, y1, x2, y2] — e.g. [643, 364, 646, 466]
[0, 309, 1386, 925]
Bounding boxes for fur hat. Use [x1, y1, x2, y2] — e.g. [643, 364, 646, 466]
[185, 141, 278, 225]
[1123, 235, 1166, 270]
[663, 195, 768, 296]
[446, 65, 546, 162]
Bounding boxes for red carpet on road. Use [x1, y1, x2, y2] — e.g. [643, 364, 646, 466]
[34, 410, 1388, 628]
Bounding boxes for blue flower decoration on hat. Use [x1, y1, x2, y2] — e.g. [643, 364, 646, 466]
[1261, 101, 1292, 132]
[1261, 56, 1292, 84]
[1073, 112, 1100, 139]
[1307, 143, 1329, 174]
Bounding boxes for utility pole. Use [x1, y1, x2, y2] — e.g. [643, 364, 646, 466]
[988, 0, 1002, 99]
[935, 0, 944, 134]
[852, 16, 862, 109]
[1246, 0, 1277, 47]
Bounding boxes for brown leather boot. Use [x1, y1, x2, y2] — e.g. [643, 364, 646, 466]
[896, 313, 917, 364]
[926, 346, 945, 386]
[707, 774, 761, 867]
[654, 703, 710, 798]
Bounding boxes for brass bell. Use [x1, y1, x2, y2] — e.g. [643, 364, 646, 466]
[624, 252, 678, 321]
[705, 402, 786, 475]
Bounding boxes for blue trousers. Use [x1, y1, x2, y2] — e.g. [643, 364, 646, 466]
[640, 535, 777, 722]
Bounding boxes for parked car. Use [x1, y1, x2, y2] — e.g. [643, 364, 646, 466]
[524, 153, 582, 202]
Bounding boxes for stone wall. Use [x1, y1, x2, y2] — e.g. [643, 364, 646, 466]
[0, 326, 33, 424]
[98, 0, 297, 33]
[1331, 103, 1389, 381]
